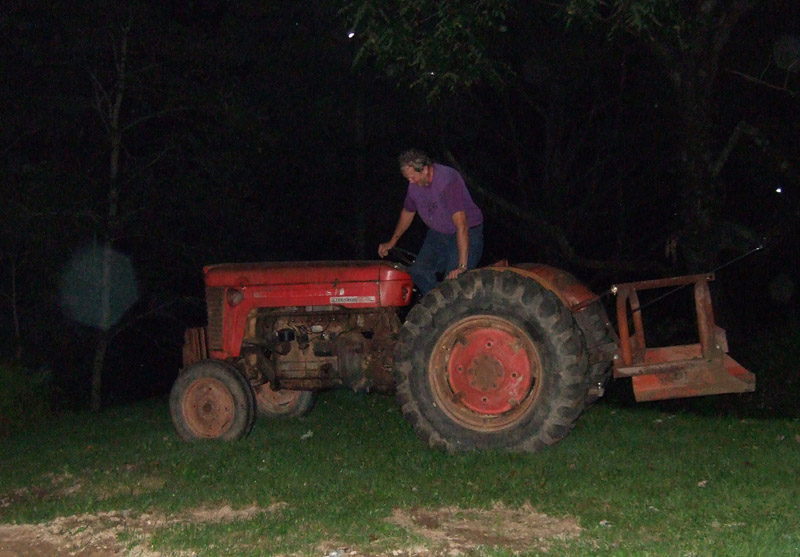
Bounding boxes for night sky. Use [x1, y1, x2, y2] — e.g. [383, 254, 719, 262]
[1, 1, 798, 410]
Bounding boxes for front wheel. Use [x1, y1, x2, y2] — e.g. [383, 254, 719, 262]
[170, 360, 256, 441]
[254, 382, 315, 418]
[394, 269, 589, 452]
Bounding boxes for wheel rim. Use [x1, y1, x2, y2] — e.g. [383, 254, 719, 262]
[429, 315, 542, 431]
[255, 383, 303, 413]
[182, 377, 235, 438]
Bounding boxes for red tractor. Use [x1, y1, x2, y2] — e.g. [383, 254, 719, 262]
[171, 258, 755, 452]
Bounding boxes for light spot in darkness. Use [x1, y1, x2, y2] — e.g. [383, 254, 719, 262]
[59, 243, 139, 330]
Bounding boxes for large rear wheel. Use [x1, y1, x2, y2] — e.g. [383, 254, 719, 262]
[574, 301, 616, 405]
[170, 360, 256, 441]
[394, 269, 589, 452]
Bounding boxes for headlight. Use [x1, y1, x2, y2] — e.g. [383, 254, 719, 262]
[226, 288, 244, 306]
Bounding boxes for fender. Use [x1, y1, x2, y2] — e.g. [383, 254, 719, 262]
[486, 262, 597, 310]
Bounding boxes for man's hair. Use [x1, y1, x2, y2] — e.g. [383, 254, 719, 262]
[398, 149, 433, 172]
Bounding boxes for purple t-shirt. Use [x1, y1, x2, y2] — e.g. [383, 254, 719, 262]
[402, 164, 483, 234]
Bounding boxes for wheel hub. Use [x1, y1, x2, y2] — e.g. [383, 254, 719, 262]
[445, 324, 535, 415]
[183, 377, 234, 438]
[467, 354, 504, 391]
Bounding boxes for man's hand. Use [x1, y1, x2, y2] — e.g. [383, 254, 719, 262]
[446, 267, 466, 280]
[378, 241, 394, 258]
[380, 209, 415, 259]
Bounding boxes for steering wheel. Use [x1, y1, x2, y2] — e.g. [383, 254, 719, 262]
[387, 246, 417, 267]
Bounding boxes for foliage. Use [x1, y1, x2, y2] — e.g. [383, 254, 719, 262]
[563, 0, 684, 37]
[0, 361, 53, 437]
[739, 314, 800, 417]
[343, 0, 513, 100]
[560, 0, 773, 274]
[1, 1, 388, 406]
[0, 392, 799, 554]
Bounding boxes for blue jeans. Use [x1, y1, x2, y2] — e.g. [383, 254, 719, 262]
[409, 224, 484, 295]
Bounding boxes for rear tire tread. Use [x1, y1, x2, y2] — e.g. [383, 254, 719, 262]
[394, 269, 589, 453]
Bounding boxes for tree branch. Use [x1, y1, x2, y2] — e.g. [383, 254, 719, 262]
[727, 69, 798, 98]
[443, 149, 665, 274]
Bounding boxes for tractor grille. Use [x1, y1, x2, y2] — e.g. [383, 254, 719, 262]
[205, 287, 225, 351]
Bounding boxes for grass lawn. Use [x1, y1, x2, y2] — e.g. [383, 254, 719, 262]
[1, 387, 798, 555]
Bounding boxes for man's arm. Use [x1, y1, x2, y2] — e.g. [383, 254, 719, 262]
[378, 209, 415, 257]
[446, 210, 469, 279]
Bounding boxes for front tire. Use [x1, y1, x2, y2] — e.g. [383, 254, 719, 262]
[394, 269, 589, 452]
[254, 382, 315, 418]
[170, 360, 256, 441]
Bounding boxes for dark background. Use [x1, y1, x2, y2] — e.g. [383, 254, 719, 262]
[1, 1, 798, 412]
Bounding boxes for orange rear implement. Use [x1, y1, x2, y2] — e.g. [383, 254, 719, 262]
[610, 273, 755, 402]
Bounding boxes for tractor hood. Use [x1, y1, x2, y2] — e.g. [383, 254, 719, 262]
[203, 260, 410, 288]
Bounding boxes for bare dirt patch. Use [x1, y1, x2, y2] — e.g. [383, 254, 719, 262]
[0, 502, 285, 557]
[385, 502, 582, 554]
[1, 502, 580, 556]
[315, 502, 582, 556]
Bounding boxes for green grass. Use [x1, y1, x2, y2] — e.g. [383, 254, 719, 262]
[1, 388, 799, 555]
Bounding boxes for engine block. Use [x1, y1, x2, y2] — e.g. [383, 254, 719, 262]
[240, 306, 401, 392]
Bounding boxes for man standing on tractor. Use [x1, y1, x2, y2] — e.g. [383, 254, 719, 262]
[378, 149, 484, 295]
